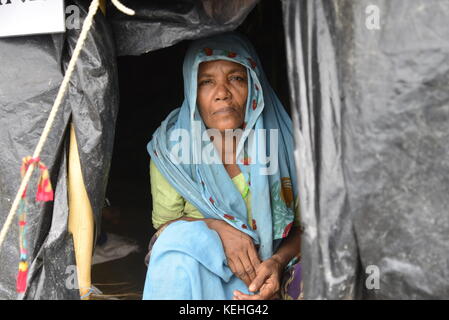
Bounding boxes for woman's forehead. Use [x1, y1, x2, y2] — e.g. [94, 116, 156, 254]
[198, 59, 246, 76]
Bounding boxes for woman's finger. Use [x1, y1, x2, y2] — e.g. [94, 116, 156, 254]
[239, 254, 257, 282]
[233, 289, 259, 300]
[247, 245, 261, 270]
[233, 258, 252, 286]
[232, 289, 249, 300]
[258, 282, 278, 300]
[227, 259, 238, 276]
[233, 290, 258, 300]
[248, 266, 270, 292]
[235, 283, 276, 300]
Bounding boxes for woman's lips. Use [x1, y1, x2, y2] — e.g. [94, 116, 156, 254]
[213, 106, 236, 115]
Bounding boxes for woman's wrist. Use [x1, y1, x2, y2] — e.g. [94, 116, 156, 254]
[204, 218, 225, 231]
[270, 226, 302, 270]
[270, 253, 290, 270]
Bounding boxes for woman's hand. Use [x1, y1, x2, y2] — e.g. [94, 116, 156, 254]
[232, 226, 302, 300]
[232, 257, 283, 300]
[207, 219, 261, 286]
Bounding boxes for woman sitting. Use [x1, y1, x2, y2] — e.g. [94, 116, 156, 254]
[143, 32, 302, 300]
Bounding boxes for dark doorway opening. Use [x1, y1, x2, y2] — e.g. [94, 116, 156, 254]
[92, 0, 289, 299]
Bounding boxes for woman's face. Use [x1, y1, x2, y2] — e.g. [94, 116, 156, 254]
[197, 60, 248, 132]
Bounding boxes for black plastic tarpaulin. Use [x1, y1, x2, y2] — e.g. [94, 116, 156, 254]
[107, 0, 258, 56]
[0, 1, 119, 299]
[282, 0, 449, 299]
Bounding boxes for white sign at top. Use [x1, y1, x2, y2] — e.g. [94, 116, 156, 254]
[0, 0, 65, 38]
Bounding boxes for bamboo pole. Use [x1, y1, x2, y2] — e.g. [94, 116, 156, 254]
[68, 124, 94, 300]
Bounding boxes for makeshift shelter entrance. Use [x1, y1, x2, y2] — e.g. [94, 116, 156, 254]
[1, 0, 448, 300]
[92, 0, 290, 299]
[0, 0, 286, 299]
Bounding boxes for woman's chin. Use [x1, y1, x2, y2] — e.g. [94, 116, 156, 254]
[214, 122, 244, 132]
[207, 117, 244, 132]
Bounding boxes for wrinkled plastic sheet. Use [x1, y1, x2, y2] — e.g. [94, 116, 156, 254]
[0, 1, 119, 299]
[107, 0, 258, 56]
[282, 0, 449, 299]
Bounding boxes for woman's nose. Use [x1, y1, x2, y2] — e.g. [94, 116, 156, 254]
[215, 83, 231, 101]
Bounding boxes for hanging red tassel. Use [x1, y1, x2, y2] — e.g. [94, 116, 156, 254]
[16, 261, 28, 293]
[36, 163, 54, 202]
[20, 157, 54, 202]
[15, 157, 53, 294]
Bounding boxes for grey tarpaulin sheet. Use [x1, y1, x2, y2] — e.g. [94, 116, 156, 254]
[282, 0, 449, 299]
[106, 0, 258, 56]
[0, 1, 119, 299]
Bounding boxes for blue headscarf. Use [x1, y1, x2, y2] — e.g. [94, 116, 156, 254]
[147, 33, 298, 260]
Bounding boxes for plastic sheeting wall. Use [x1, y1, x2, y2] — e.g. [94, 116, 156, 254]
[282, 0, 449, 299]
[0, 1, 119, 299]
[107, 0, 258, 56]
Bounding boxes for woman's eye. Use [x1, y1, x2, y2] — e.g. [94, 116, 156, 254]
[199, 79, 212, 86]
[230, 76, 245, 82]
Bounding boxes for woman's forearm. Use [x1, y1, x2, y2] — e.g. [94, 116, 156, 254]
[271, 226, 302, 269]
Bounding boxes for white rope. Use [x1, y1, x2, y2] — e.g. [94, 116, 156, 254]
[111, 0, 135, 15]
[0, 0, 134, 255]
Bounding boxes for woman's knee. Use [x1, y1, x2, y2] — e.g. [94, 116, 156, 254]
[151, 220, 224, 262]
[158, 220, 219, 247]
